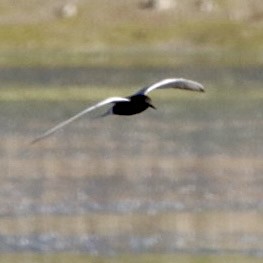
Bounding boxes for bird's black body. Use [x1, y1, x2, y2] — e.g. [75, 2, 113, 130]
[32, 78, 204, 143]
[112, 94, 155, 115]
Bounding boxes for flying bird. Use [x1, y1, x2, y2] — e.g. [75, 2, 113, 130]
[31, 78, 204, 144]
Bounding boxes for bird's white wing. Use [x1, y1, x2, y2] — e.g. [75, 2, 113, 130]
[133, 78, 205, 95]
[31, 97, 129, 144]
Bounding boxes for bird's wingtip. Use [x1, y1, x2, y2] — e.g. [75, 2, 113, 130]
[199, 85, 205, 92]
[183, 79, 205, 93]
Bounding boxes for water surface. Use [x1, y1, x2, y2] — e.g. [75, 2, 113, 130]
[0, 66, 262, 258]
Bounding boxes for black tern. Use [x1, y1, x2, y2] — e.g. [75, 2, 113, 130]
[32, 78, 204, 143]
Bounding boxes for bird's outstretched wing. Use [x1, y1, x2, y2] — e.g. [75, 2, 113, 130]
[31, 97, 129, 144]
[133, 78, 205, 96]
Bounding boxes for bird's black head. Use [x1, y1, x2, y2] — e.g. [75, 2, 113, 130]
[145, 96, 156, 110]
[130, 94, 156, 110]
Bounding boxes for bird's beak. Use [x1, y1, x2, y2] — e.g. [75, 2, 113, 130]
[149, 103, 156, 110]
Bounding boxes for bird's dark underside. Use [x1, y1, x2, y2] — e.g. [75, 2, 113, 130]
[112, 95, 155, 115]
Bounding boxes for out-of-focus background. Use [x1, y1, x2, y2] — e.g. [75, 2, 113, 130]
[0, 1, 263, 262]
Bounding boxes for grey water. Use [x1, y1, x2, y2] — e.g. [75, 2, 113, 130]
[0, 66, 263, 258]
[1, 65, 263, 86]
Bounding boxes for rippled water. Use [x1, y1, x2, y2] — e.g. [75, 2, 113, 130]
[0, 66, 263, 259]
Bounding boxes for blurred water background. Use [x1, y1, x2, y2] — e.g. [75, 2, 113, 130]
[0, 1, 263, 263]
